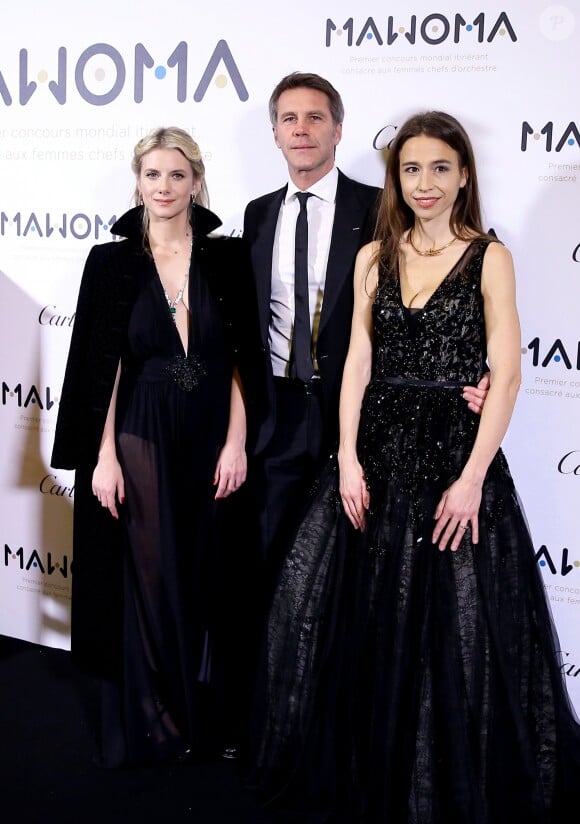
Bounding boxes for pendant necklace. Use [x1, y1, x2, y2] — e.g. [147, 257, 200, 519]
[161, 241, 192, 322]
[409, 232, 457, 257]
[164, 275, 188, 321]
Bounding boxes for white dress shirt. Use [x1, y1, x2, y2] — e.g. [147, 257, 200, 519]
[269, 165, 338, 378]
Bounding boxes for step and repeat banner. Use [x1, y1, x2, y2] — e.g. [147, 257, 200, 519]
[1, 1, 579, 706]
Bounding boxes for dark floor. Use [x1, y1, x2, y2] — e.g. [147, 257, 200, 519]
[0, 634, 275, 824]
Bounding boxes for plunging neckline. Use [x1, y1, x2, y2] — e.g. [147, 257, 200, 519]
[399, 242, 473, 311]
[150, 250, 192, 358]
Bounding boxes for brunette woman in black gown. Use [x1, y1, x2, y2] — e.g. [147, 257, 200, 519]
[52, 127, 257, 766]
[248, 111, 580, 823]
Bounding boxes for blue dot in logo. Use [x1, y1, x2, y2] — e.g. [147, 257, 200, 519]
[539, 559, 545, 566]
[466, 24, 473, 32]
[155, 66, 166, 80]
[568, 138, 576, 147]
[102, 224, 109, 230]
[554, 355, 561, 362]
[366, 33, 373, 40]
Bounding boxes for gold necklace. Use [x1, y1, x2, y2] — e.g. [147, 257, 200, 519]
[409, 232, 457, 257]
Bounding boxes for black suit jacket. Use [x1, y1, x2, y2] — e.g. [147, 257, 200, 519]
[243, 169, 381, 455]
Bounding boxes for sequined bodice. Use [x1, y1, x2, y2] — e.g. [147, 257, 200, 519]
[371, 240, 491, 386]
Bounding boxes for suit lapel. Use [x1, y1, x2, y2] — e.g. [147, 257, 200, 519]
[251, 187, 286, 343]
[319, 172, 368, 333]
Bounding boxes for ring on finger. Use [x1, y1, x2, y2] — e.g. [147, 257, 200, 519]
[459, 523, 468, 531]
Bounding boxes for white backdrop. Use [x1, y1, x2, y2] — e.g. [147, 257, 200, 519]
[1, 0, 579, 708]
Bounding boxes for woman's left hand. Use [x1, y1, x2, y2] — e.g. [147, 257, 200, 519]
[338, 453, 370, 531]
[213, 442, 247, 499]
[432, 476, 481, 551]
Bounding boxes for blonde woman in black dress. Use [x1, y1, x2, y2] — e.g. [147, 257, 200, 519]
[52, 127, 257, 766]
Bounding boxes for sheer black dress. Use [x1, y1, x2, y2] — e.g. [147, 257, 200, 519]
[247, 239, 580, 823]
[99, 234, 234, 766]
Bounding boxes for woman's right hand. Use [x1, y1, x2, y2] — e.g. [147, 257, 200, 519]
[338, 452, 370, 531]
[92, 455, 125, 519]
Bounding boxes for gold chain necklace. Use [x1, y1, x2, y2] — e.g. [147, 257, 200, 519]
[409, 232, 457, 257]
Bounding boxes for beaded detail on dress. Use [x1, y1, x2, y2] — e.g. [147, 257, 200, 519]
[360, 240, 490, 521]
[164, 354, 206, 391]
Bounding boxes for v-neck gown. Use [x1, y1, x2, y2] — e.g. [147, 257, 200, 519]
[247, 240, 580, 822]
[100, 254, 233, 765]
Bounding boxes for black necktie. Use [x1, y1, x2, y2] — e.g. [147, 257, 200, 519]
[291, 191, 313, 382]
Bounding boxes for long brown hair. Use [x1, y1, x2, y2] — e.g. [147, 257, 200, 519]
[373, 111, 492, 277]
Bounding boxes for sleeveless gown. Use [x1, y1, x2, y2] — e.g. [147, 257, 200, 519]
[99, 252, 233, 766]
[247, 239, 580, 822]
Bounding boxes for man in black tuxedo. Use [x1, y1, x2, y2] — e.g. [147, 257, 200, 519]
[216, 73, 381, 759]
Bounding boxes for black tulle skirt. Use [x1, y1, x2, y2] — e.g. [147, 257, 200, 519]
[247, 381, 580, 823]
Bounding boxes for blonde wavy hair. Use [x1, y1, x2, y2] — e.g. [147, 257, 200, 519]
[131, 126, 209, 238]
